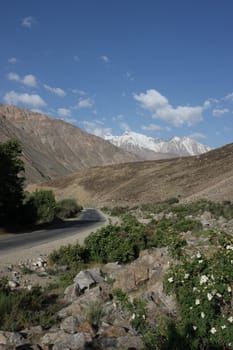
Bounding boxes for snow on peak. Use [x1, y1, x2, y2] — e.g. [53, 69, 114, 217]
[104, 131, 211, 158]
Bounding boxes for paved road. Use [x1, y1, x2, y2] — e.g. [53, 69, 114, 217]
[0, 209, 105, 253]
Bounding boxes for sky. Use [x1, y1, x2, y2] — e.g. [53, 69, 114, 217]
[1, 0, 233, 148]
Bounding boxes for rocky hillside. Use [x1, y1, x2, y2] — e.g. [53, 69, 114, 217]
[1, 200, 233, 349]
[105, 131, 211, 160]
[0, 105, 139, 183]
[30, 142, 233, 207]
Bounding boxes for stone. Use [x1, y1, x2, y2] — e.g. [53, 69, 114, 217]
[8, 280, 19, 289]
[0, 331, 28, 348]
[78, 322, 95, 337]
[73, 268, 105, 294]
[99, 325, 127, 338]
[117, 335, 144, 349]
[41, 330, 92, 350]
[60, 316, 80, 334]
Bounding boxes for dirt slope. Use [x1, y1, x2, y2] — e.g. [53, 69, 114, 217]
[0, 105, 139, 183]
[28, 142, 233, 207]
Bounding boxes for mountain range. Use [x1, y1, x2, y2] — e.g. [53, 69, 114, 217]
[105, 131, 211, 160]
[30, 142, 233, 207]
[0, 105, 139, 183]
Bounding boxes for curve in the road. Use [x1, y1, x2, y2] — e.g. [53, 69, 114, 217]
[0, 209, 105, 253]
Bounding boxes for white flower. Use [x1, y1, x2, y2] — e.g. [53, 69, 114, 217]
[201, 312, 205, 318]
[196, 252, 201, 258]
[193, 326, 197, 330]
[216, 293, 222, 298]
[211, 274, 215, 280]
[131, 313, 136, 320]
[221, 325, 226, 329]
[207, 293, 213, 301]
[168, 277, 174, 283]
[200, 275, 209, 285]
[198, 260, 203, 264]
[227, 316, 233, 323]
[226, 245, 233, 250]
[195, 298, 200, 305]
[193, 287, 197, 291]
[227, 286, 231, 292]
[210, 327, 217, 334]
[184, 273, 189, 279]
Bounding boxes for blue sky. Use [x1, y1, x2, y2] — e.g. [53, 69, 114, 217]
[1, 0, 233, 148]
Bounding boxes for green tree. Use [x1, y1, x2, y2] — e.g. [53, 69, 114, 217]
[0, 139, 25, 225]
[26, 190, 56, 225]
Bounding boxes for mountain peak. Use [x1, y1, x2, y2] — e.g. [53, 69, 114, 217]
[105, 131, 211, 160]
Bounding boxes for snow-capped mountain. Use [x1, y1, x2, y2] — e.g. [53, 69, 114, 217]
[104, 131, 211, 160]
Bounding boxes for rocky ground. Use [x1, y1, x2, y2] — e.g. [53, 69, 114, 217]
[0, 208, 233, 349]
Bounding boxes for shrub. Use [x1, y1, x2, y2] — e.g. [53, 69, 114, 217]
[55, 198, 82, 219]
[0, 284, 60, 331]
[163, 233, 233, 349]
[24, 190, 56, 225]
[86, 301, 105, 328]
[85, 216, 147, 264]
[49, 242, 89, 267]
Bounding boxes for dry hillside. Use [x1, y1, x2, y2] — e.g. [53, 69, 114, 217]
[0, 105, 139, 183]
[28, 142, 233, 207]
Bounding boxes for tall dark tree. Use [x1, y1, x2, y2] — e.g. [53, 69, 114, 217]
[0, 139, 25, 225]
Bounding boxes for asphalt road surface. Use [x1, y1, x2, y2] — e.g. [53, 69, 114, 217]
[0, 209, 105, 254]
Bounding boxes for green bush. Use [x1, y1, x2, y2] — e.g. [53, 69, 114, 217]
[49, 242, 89, 267]
[24, 190, 56, 225]
[55, 198, 82, 219]
[0, 284, 60, 331]
[163, 232, 233, 349]
[85, 216, 146, 264]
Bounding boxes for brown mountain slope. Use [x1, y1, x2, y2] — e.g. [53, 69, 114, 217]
[29, 142, 233, 207]
[0, 105, 139, 183]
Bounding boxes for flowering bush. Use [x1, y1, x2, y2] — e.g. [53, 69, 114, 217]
[164, 231, 233, 349]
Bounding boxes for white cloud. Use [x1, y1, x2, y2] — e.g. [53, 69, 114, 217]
[112, 114, 124, 121]
[77, 98, 94, 108]
[21, 16, 35, 28]
[224, 93, 233, 102]
[8, 57, 17, 64]
[44, 84, 66, 97]
[120, 122, 131, 132]
[57, 108, 71, 117]
[125, 71, 134, 81]
[22, 74, 37, 87]
[142, 123, 162, 131]
[4, 90, 46, 108]
[213, 108, 229, 117]
[189, 132, 207, 140]
[7, 72, 37, 87]
[8, 72, 20, 81]
[133, 89, 203, 127]
[82, 120, 112, 137]
[100, 55, 109, 63]
[72, 89, 87, 96]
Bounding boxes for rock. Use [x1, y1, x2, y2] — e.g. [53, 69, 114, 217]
[8, 280, 19, 289]
[114, 248, 169, 292]
[74, 268, 105, 294]
[41, 330, 92, 350]
[60, 316, 80, 334]
[57, 303, 82, 319]
[78, 322, 95, 337]
[117, 335, 143, 349]
[0, 334, 7, 345]
[0, 331, 28, 348]
[99, 325, 127, 337]
[64, 283, 78, 303]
